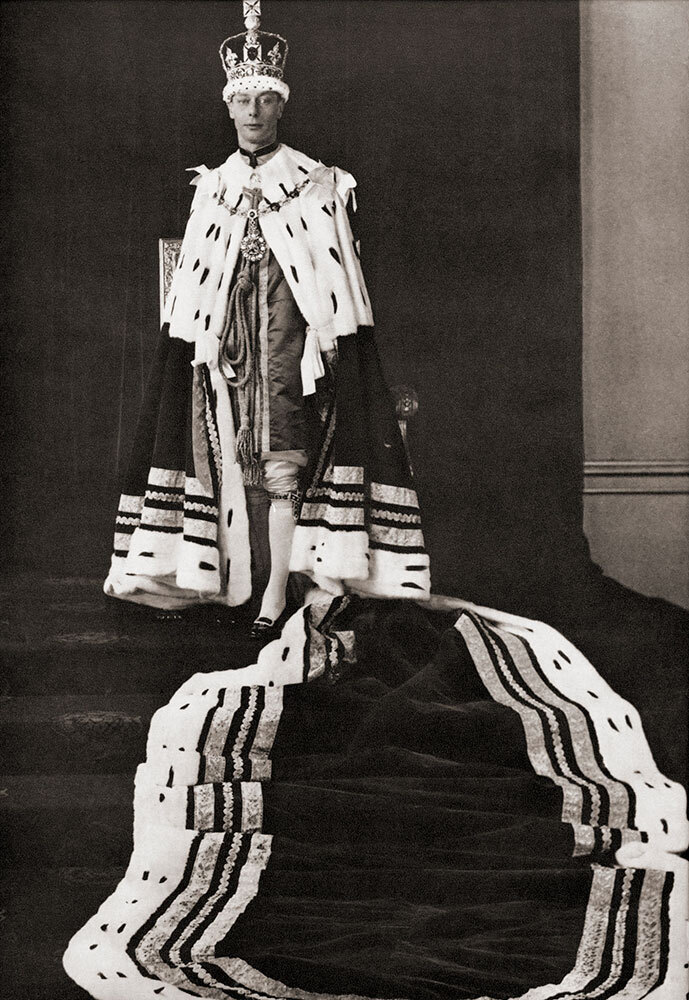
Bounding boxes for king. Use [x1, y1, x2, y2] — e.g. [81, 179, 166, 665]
[104, 0, 431, 637]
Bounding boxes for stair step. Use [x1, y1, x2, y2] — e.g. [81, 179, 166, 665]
[0, 695, 159, 773]
[1, 774, 134, 867]
[0, 578, 259, 695]
[1, 866, 123, 999]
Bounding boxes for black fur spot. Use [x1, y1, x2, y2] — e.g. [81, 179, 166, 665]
[170, 297, 176, 315]
[117, 924, 126, 934]
[331, 291, 338, 312]
[280, 182, 289, 196]
[194, 309, 200, 320]
[193, 259, 200, 271]
[100, 924, 108, 931]
[227, 509, 233, 526]
[200, 267, 209, 284]
[205, 315, 211, 331]
[139, 552, 154, 558]
[329, 247, 341, 265]
[159, 793, 165, 802]
[290, 265, 299, 283]
[142, 871, 149, 880]
[206, 224, 215, 238]
[214, 227, 221, 240]
[298, 165, 309, 174]
[608, 719, 619, 732]
[301, 216, 308, 230]
[322, 204, 332, 216]
[286, 223, 293, 237]
[199, 561, 215, 571]
[159, 876, 167, 883]
[281, 647, 290, 661]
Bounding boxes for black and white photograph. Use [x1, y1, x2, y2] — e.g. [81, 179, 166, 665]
[1, 1, 688, 997]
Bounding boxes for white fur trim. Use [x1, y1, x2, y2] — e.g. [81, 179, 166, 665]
[222, 76, 289, 102]
[166, 146, 373, 359]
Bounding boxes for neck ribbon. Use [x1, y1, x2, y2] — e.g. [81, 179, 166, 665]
[238, 141, 279, 168]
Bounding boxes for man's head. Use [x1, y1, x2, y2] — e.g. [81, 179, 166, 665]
[227, 90, 284, 150]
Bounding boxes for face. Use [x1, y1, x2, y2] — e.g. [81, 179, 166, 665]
[228, 91, 284, 149]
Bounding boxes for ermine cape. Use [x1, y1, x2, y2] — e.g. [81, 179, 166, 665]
[104, 145, 431, 609]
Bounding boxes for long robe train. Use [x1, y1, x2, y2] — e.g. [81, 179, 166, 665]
[63, 598, 688, 1000]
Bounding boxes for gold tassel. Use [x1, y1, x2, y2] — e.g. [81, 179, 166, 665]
[236, 416, 262, 485]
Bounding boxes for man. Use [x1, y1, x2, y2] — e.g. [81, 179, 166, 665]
[104, 0, 430, 636]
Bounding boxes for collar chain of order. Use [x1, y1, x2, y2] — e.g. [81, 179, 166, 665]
[216, 175, 312, 218]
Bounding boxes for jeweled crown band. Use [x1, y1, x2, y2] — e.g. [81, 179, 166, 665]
[228, 63, 284, 82]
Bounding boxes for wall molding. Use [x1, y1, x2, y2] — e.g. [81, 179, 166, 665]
[583, 460, 689, 495]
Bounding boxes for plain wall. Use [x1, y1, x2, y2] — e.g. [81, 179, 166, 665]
[580, 0, 689, 607]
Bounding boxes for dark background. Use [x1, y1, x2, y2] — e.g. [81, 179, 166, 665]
[2, 0, 590, 609]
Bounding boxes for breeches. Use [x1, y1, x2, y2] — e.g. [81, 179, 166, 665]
[262, 455, 306, 496]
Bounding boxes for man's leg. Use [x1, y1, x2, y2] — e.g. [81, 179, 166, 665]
[255, 458, 301, 627]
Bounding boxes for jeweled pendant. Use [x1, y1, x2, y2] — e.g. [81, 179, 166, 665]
[240, 208, 267, 262]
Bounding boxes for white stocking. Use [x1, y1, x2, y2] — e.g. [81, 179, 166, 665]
[257, 497, 295, 623]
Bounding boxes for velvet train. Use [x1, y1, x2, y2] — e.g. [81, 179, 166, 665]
[64, 597, 688, 999]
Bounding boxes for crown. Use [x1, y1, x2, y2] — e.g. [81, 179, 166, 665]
[220, 1, 290, 103]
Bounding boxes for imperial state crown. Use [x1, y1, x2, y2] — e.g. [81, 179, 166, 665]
[220, 0, 289, 103]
